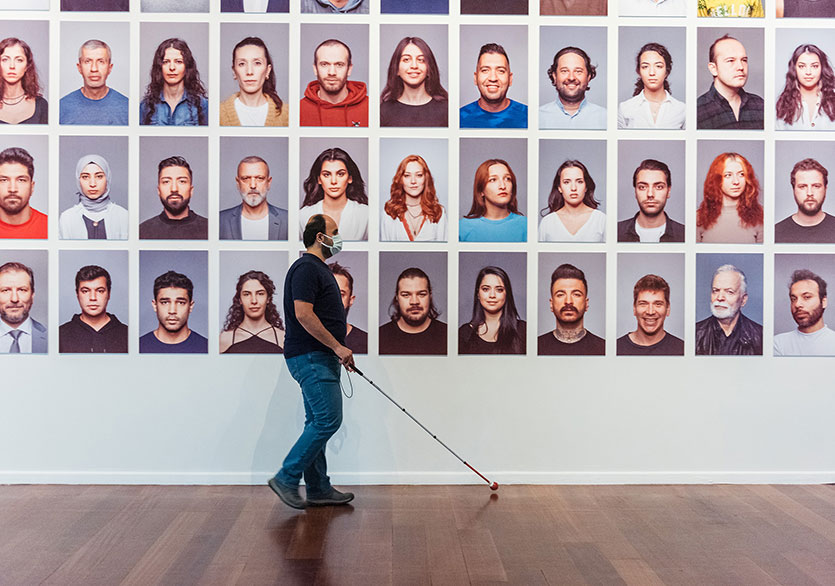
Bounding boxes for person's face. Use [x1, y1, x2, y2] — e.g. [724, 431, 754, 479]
[639, 50, 667, 92]
[474, 51, 512, 104]
[401, 161, 426, 198]
[152, 286, 193, 332]
[398, 43, 427, 89]
[314, 44, 351, 96]
[396, 276, 431, 327]
[76, 276, 110, 319]
[0, 270, 33, 327]
[558, 166, 587, 208]
[0, 162, 34, 216]
[552, 52, 590, 102]
[720, 158, 746, 200]
[795, 52, 822, 92]
[634, 169, 670, 218]
[482, 163, 513, 209]
[710, 271, 747, 320]
[318, 160, 351, 200]
[233, 44, 271, 95]
[633, 289, 669, 337]
[161, 47, 186, 87]
[334, 273, 355, 313]
[77, 46, 112, 91]
[790, 279, 826, 329]
[549, 277, 588, 325]
[478, 273, 507, 316]
[79, 163, 107, 200]
[0, 44, 28, 86]
[793, 169, 826, 216]
[709, 38, 748, 90]
[157, 165, 193, 215]
[240, 278, 268, 321]
[236, 161, 271, 208]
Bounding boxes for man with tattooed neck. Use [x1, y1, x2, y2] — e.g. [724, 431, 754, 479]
[538, 263, 605, 356]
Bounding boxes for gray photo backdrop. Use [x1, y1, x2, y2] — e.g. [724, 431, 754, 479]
[458, 251, 527, 327]
[378, 251, 447, 325]
[58, 250, 129, 325]
[616, 26, 686, 105]
[0, 249, 47, 327]
[616, 252, 685, 340]
[538, 26, 607, 109]
[459, 25, 528, 108]
[138, 250, 208, 339]
[538, 139, 607, 223]
[774, 29, 835, 114]
[298, 136, 369, 213]
[218, 250, 289, 337]
[617, 139, 685, 223]
[327, 250, 368, 333]
[379, 23, 448, 102]
[139, 22, 210, 104]
[219, 23, 289, 108]
[59, 136, 129, 215]
[0, 21, 49, 100]
[695, 253, 763, 323]
[774, 141, 835, 221]
[218, 136, 289, 214]
[696, 27, 764, 99]
[696, 139, 765, 213]
[59, 21, 130, 99]
[773, 253, 835, 335]
[459, 137, 527, 220]
[300, 23, 369, 95]
[537, 252, 606, 338]
[139, 136, 208, 224]
[0, 135, 48, 217]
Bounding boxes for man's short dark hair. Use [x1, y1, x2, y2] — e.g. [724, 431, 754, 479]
[158, 156, 192, 181]
[550, 263, 587, 292]
[153, 270, 193, 301]
[329, 261, 353, 295]
[633, 274, 670, 304]
[477, 43, 509, 67]
[75, 265, 111, 292]
[632, 159, 671, 188]
[389, 267, 440, 322]
[790, 269, 827, 299]
[547, 46, 597, 84]
[790, 158, 829, 188]
[314, 39, 352, 67]
[0, 261, 34, 292]
[0, 147, 34, 180]
[303, 214, 327, 248]
[708, 34, 738, 64]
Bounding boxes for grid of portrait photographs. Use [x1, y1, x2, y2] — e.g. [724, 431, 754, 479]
[1, 1, 835, 360]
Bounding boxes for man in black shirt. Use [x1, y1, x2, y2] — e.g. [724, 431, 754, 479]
[139, 156, 208, 240]
[59, 265, 128, 353]
[618, 159, 685, 243]
[538, 263, 605, 355]
[379, 267, 447, 355]
[328, 261, 367, 354]
[617, 274, 683, 356]
[775, 158, 835, 243]
[697, 35, 763, 130]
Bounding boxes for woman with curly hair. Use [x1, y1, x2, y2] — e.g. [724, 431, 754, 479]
[459, 159, 526, 242]
[776, 44, 835, 130]
[140, 38, 208, 126]
[458, 266, 526, 355]
[539, 159, 605, 242]
[380, 36, 448, 127]
[617, 42, 685, 129]
[0, 37, 47, 125]
[381, 154, 447, 241]
[299, 147, 368, 240]
[220, 36, 287, 127]
[697, 152, 763, 243]
[220, 270, 285, 354]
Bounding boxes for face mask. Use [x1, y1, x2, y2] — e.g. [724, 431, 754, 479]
[320, 233, 343, 258]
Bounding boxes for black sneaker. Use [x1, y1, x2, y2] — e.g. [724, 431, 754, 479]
[268, 477, 306, 510]
[306, 488, 355, 506]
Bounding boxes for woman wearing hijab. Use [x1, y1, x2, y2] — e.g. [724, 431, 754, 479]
[59, 154, 129, 240]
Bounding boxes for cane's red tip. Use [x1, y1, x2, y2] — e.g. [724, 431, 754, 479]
[490, 482, 499, 490]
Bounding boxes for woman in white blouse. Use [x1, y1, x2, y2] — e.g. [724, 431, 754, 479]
[59, 154, 129, 240]
[617, 42, 685, 130]
[539, 160, 606, 242]
[776, 44, 835, 130]
[381, 154, 447, 241]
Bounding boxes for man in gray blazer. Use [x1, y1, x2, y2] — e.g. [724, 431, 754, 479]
[0, 261, 47, 354]
[219, 156, 288, 240]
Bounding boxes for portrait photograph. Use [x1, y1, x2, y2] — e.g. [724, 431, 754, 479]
[777, 0, 835, 17]
[381, 0, 448, 13]
[379, 137, 448, 243]
[461, 0, 528, 14]
[0, 249, 48, 354]
[58, 136, 129, 241]
[774, 29, 835, 131]
[773, 253, 835, 356]
[142, 0, 209, 12]
[538, 139, 607, 243]
[0, 135, 49, 240]
[221, 0, 289, 11]
[541, 0, 606, 16]
[774, 140, 835, 243]
[326, 250, 368, 355]
[0, 21, 49, 126]
[302, 0, 368, 13]
[61, 0, 128, 10]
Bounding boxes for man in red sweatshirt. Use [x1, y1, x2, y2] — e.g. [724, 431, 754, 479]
[301, 39, 369, 127]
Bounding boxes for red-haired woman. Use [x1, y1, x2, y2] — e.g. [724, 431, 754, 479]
[381, 154, 447, 241]
[697, 152, 763, 243]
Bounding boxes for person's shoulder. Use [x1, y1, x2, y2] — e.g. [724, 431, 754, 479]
[188, 330, 209, 344]
[106, 88, 129, 103]
[745, 91, 765, 106]
[268, 203, 289, 219]
[219, 204, 241, 219]
[509, 99, 528, 112]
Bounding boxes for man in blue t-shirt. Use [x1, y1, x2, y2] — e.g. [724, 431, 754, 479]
[269, 214, 356, 510]
[460, 43, 527, 129]
[59, 39, 129, 126]
[138, 270, 208, 354]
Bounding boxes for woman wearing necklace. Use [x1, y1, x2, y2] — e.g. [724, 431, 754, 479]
[458, 266, 525, 355]
[459, 158, 526, 242]
[0, 37, 47, 125]
[220, 36, 288, 126]
[220, 270, 285, 354]
[381, 154, 447, 241]
[539, 159, 606, 242]
[617, 42, 685, 130]
[59, 154, 129, 240]
[776, 44, 835, 130]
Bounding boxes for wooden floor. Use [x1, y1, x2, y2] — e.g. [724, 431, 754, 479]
[1, 484, 834, 585]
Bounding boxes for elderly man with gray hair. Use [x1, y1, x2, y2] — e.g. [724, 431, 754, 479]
[59, 39, 129, 125]
[695, 263, 763, 355]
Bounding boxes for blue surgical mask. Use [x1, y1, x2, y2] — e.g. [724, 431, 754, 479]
[321, 233, 343, 258]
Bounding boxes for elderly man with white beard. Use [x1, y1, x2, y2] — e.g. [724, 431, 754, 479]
[695, 263, 763, 355]
[219, 155, 288, 240]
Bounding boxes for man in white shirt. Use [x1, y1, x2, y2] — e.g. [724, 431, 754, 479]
[774, 269, 835, 356]
[620, 0, 687, 16]
[219, 156, 289, 240]
[0, 261, 47, 354]
[539, 46, 607, 130]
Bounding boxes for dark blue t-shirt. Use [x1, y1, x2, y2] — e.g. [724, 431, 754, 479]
[139, 330, 208, 354]
[283, 253, 347, 358]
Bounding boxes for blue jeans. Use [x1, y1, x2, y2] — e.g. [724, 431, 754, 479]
[276, 351, 342, 496]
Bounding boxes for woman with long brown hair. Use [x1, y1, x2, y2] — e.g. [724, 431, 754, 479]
[381, 154, 446, 241]
[539, 160, 605, 242]
[697, 152, 763, 243]
[459, 158, 526, 242]
[140, 38, 208, 126]
[0, 37, 47, 125]
[776, 44, 835, 130]
[380, 36, 447, 127]
[220, 36, 287, 126]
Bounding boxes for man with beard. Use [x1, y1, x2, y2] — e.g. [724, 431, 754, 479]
[379, 267, 447, 354]
[139, 270, 208, 353]
[300, 39, 368, 127]
[538, 263, 605, 355]
[695, 264, 763, 355]
[539, 46, 606, 130]
[618, 159, 684, 242]
[775, 158, 835, 243]
[460, 43, 527, 129]
[774, 269, 835, 356]
[329, 261, 367, 354]
[139, 156, 208, 239]
[219, 156, 288, 240]
[0, 262, 47, 353]
[617, 274, 683, 355]
[0, 147, 47, 239]
[697, 35, 764, 130]
[59, 265, 128, 353]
